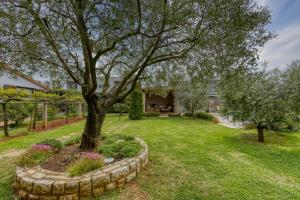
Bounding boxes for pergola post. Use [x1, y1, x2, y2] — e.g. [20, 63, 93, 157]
[142, 92, 146, 113]
[43, 102, 48, 129]
[78, 102, 82, 119]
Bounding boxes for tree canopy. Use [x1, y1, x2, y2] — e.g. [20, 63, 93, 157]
[0, 0, 273, 148]
[219, 67, 293, 142]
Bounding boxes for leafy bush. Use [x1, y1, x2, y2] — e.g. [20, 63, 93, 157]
[63, 135, 82, 146]
[195, 112, 213, 121]
[67, 157, 103, 177]
[17, 149, 52, 167]
[39, 139, 63, 150]
[183, 112, 193, 117]
[129, 86, 143, 120]
[143, 112, 160, 117]
[168, 113, 181, 117]
[98, 135, 141, 159]
[7, 102, 35, 126]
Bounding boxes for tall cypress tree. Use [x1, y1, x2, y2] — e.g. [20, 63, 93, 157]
[129, 86, 143, 120]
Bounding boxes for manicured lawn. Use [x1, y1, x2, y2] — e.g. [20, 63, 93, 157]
[1, 115, 300, 199]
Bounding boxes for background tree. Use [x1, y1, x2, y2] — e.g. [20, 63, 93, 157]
[220, 69, 291, 142]
[176, 79, 209, 118]
[0, 0, 273, 148]
[129, 86, 143, 120]
[284, 60, 300, 114]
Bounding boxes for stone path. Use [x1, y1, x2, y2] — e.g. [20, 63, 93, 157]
[0, 149, 27, 160]
[211, 113, 243, 129]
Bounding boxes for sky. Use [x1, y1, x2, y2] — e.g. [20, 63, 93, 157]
[257, 0, 300, 70]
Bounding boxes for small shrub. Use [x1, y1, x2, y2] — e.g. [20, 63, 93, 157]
[98, 135, 141, 159]
[39, 139, 63, 150]
[143, 112, 160, 117]
[32, 144, 52, 151]
[17, 149, 52, 167]
[129, 86, 143, 120]
[195, 112, 213, 121]
[63, 135, 82, 146]
[183, 112, 193, 117]
[213, 117, 220, 124]
[67, 157, 104, 177]
[168, 113, 181, 117]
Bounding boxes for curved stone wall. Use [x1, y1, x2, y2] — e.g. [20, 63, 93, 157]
[14, 138, 148, 200]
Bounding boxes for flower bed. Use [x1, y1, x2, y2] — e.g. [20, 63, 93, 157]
[14, 138, 148, 200]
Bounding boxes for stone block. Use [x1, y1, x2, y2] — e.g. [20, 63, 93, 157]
[27, 169, 37, 175]
[136, 161, 141, 174]
[93, 186, 104, 196]
[52, 181, 65, 195]
[92, 172, 110, 187]
[126, 172, 137, 183]
[79, 178, 92, 196]
[110, 165, 129, 181]
[18, 190, 27, 199]
[59, 194, 79, 200]
[129, 161, 137, 173]
[65, 181, 79, 194]
[106, 182, 116, 190]
[27, 193, 39, 200]
[31, 172, 46, 179]
[40, 195, 58, 200]
[117, 177, 126, 188]
[139, 151, 147, 164]
[20, 177, 35, 192]
[32, 179, 53, 195]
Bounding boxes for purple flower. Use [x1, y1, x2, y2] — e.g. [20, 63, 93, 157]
[32, 144, 52, 152]
[80, 152, 102, 160]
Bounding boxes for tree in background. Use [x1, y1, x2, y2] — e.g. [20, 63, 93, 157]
[129, 86, 143, 120]
[0, 0, 272, 148]
[285, 60, 300, 116]
[220, 69, 291, 142]
[176, 79, 209, 118]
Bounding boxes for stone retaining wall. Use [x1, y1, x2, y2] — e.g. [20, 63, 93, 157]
[14, 138, 148, 200]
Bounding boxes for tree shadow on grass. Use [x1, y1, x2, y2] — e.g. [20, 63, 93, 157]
[222, 131, 300, 178]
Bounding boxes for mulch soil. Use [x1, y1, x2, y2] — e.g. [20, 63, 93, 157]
[40, 144, 88, 172]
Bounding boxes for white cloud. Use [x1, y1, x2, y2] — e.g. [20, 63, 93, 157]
[259, 22, 300, 70]
[256, 0, 300, 70]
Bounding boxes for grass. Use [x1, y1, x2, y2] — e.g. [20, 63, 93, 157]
[1, 115, 300, 199]
[67, 158, 104, 177]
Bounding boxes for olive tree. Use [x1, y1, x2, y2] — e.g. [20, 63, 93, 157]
[220, 69, 290, 142]
[0, 0, 272, 148]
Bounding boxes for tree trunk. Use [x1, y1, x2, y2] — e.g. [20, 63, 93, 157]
[2, 103, 9, 137]
[32, 104, 37, 130]
[257, 125, 264, 142]
[80, 100, 106, 149]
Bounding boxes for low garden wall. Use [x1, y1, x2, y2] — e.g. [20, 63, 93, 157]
[14, 138, 148, 200]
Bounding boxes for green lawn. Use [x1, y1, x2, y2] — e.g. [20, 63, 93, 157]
[1, 115, 300, 199]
